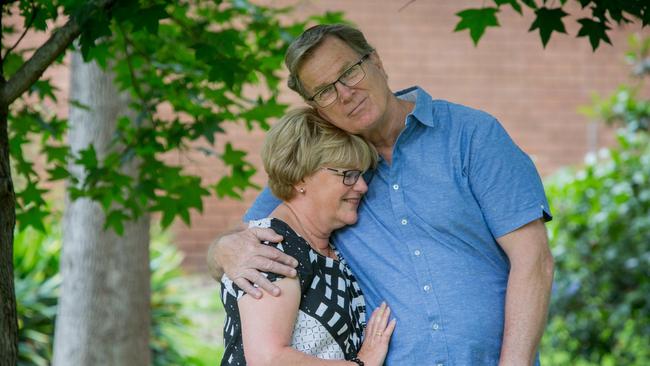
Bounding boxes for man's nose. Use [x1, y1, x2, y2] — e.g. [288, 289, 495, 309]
[334, 80, 354, 103]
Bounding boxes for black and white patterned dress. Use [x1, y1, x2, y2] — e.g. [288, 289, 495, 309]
[220, 218, 366, 365]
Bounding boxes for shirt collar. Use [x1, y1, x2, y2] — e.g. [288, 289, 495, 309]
[394, 86, 436, 128]
[370, 86, 437, 166]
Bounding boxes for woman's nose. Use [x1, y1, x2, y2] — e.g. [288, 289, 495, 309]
[353, 176, 368, 193]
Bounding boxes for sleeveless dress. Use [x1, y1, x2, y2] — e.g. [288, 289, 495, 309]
[220, 218, 366, 365]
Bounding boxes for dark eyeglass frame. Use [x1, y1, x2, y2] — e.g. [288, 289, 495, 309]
[306, 53, 371, 108]
[324, 167, 364, 186]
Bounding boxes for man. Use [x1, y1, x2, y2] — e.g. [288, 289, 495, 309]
[208, 24, 554, 365]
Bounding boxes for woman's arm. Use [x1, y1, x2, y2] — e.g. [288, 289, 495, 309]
[239, 277, 352, 366]
[238, 277, 394, 366]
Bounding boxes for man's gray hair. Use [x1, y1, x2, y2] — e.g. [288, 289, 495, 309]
[285, 24, 375, 99]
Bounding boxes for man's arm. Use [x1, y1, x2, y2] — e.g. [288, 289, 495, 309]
[497, 219, 554, 366]
[206, 225, 298, 299]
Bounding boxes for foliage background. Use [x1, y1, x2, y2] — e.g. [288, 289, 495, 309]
[15, 218, 222, 366]
[540, 35, 650, 365]
[6, 0, 649, 364]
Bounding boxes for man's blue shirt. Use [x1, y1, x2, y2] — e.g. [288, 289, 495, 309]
[244, 87, 551, 365]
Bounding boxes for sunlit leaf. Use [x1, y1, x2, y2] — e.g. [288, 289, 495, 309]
[454, 7, 500, 46]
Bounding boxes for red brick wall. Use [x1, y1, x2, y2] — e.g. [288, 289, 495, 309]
[16, 2, 646, 271]
[173, 1, 646, 271]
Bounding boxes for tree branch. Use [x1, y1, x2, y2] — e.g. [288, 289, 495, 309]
[2, 6, 39, 62]
[116, 24, 158, 129]
[0, 0, 116, 105]
[398, 0, 416, 12]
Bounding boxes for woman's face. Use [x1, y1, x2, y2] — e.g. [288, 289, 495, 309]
[300, 166, 369, 230]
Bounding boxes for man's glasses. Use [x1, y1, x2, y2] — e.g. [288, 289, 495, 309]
[323, 168, 364, 186]
[307, 54, 371, 108]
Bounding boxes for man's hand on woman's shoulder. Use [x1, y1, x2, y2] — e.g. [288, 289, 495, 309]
[207, 225, 298, 299]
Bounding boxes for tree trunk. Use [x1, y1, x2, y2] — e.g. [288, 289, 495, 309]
[52, 51, 151, 366]
[0, 102, 18, 366]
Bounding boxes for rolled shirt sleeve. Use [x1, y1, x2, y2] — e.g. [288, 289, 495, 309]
[467, 117, 552, 239]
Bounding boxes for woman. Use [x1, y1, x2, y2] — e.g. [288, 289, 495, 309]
[220, 107, 395, 365]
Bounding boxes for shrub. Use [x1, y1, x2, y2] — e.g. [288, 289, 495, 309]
[541, 130, 650, 365]
[14, 221, 221, 365]
[14, 225, 61, 366]
[150, 228, 222, 366]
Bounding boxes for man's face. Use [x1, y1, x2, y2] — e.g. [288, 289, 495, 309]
[297, 36, 391, 136]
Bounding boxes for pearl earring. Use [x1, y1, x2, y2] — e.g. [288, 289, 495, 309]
[299, 188, 305, 193]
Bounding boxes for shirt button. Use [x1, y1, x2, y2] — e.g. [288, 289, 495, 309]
[414, 249, 421, 256]
[401, 219, 408, 225]
[423, 285, 431, 292]
[393, 184, 399, 190]
[432, 323, 440, 330]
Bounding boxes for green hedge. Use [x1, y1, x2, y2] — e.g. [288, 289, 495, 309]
[541, 130, 650, 365]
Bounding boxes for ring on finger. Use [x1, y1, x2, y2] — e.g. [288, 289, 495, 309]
[375, 332, 382, 336]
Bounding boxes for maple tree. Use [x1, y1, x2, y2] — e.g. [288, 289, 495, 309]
[454, 0, 649, 49]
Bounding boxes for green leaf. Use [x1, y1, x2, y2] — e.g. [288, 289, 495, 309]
[84, 41, 110, 69]
[221, 143, 247, 166]
[69, 99, 91, 111]
[577, 18, 613, 51]
[215, 178, 242, 199]
[42, 145, 68, 164]
[157, 200, 177, 228]
[16, 206, 49, 232]
[493, 0, 522, 14]
[134, 5, 168, 34]
[207, 57, 243, 88]
[3, 52, 25, 78]
[178, 208, 191, 226]
[19, 181, 47, 206]
[78, 11, 112, 63]
[75, 145, 98, 169]
[193, 120, 225, 144]
[521, 0, 537, 9]
[192, 43, 216, 63]
[110, 1, 141, 23]
[29, 80, 58, 102]
[46, 166, 70, 181]
[308, 10, 347, 24]
[31, 7, 50, 31]
[454, 8, 500, 46]
[528, 7, 569, 47]
[239, 98, 287, 131]
[177, 179, 207, 212]
[103, 210, 130, 235]
[214, 162, 258, 200]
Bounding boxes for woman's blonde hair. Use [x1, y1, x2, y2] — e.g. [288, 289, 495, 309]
[262, 107, 377, 201]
